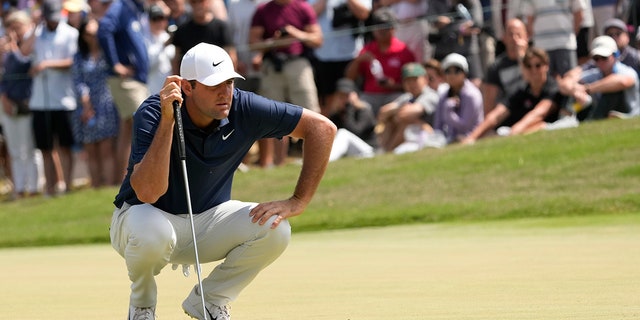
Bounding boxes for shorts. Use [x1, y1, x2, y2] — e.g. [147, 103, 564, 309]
[107, 77, 149, 120]
[32, 110, 75, 150]
[547, 49, 577, 77]
[260, 58, 320, 112]
[576, 27, 591, 59]
[313, 59, 352, 96]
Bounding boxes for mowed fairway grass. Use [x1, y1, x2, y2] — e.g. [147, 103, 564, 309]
[0, 118, 639, 319]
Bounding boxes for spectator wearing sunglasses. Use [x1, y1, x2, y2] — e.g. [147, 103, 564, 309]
[462, 47, 566, 144]
[433, 53, 483, 144]
[596, 19, 640, 78]
[557, 35, 639, 120]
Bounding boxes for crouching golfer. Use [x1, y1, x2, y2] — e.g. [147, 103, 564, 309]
[110, 43, 336, 320]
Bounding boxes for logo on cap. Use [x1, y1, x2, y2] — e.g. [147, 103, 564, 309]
[212, 60, 223, 67]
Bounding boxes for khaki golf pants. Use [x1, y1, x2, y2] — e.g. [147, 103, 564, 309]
[110, 200, 291, 308]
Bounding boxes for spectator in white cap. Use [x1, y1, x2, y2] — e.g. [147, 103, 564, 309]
[433, 53, 484, 144]
[109, 42, 336, 320]
[557, 35, 639, 120]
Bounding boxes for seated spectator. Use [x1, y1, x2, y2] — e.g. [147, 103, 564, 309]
[327, 78, 377, 161]
[376, 62, 439, 153]
[589, 18, 640, 77]
[557, 35, 639, 120]
[344, 7, 416, 115]
[423, 58, 447, 94]
[462, 47, 566, 144]
[433, 53, 483, 144]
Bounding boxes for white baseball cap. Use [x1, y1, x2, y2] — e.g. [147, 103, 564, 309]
[180, 43, 245, 86]
[441, 53, 469, 73]
[590, 35, 618, 57]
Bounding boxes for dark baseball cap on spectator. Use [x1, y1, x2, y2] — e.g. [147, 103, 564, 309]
[149, 5, 166, 20]
[603, 18, 628, 33]
[336, 78, 357, 93]
[42, 0, 62, 22]
[370, 7, 397, 28]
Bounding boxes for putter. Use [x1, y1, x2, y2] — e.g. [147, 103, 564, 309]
[173, 100, 208, 320]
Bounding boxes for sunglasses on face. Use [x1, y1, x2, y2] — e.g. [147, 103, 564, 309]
[592, 55, 609, 62]
[606, 31, 623, 38]
[444, 67, 464, 75]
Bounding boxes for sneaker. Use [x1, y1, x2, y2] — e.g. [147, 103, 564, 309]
[182, 286, 231, 320]
[128, 305, 155, 320]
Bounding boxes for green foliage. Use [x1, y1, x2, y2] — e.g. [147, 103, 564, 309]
[1, 118, 639, 247]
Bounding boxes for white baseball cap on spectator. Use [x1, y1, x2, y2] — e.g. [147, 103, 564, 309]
[590, 35, 618, 57]
[441, 53, 469, 74]
[180, 43, 245, 86]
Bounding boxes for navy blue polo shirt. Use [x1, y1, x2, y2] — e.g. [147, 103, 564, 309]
[113, 88, 303, 214]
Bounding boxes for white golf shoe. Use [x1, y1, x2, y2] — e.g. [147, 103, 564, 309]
[182, 286, 231, 320]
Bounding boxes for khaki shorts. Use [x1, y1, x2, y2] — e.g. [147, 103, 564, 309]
[260, 58, 320, 112]
[107, 77, 149, 120]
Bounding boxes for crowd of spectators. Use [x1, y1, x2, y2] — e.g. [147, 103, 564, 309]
[0, 0, 639, 200]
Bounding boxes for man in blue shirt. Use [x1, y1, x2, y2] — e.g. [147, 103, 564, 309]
[110, 43, 336, 320]
[98, 0, 150, 183]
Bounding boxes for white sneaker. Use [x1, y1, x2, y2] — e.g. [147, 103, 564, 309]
[182, 286, 231, 320]
[128, 305, 155, 320]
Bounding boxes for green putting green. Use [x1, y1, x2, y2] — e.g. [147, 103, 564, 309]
[2, 214, 639, 319]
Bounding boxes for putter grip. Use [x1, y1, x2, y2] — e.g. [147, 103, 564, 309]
[173, 100, 187, 160]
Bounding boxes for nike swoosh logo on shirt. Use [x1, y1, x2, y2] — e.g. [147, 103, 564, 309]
[222, 129, 234, 140]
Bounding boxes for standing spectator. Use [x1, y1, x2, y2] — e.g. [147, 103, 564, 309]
[480, 18, 528, 116]
[249, 0, 323, 167]
[88, 0, 113, 19]
[592, 0, 619, 36]
[463, 47, 566, 144]
[557, 35, 639, 120]
[63, 0, 89, 29]
[308, 0, 371, 115]
[379, 0, 428, 63]
[97, 0, 150, 183]
[226, 0, 268, 92]
[433, 53, 483, 144]
[163, 0, 191, 29]
[577, 0, 594, 65]
[0, 10, 40, 198]
[210, 0, 228, 21]
[145, 4, 175, 94]
[21, 0, 79, 196]
[171, 0, 236, 75]
[376, 62, 439, 152]
[428, 0, 485, 86]
[521, 0, 586, 77]
[71, 18, 120, 187]
[327, 78, 377, 161]
[344, 7, 415, 115]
